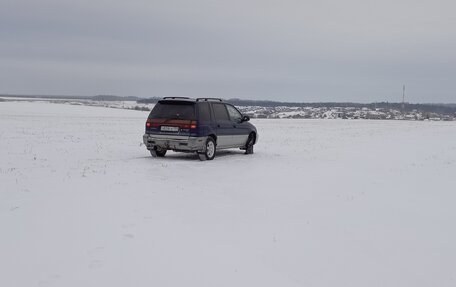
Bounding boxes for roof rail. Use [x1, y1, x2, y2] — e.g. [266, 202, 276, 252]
[162, 97, 191, 100]
[196, 98, 223, 102]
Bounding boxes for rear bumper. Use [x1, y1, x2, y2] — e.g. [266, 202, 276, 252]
[143, 134, 206, 152]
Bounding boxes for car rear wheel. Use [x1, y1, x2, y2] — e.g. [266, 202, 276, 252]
[245, 133, 255, 154]
[150, 147, 167, 157]
[198, 137, 216, 161]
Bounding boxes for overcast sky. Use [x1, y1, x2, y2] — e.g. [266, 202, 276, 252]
[1, 0, 455, 102]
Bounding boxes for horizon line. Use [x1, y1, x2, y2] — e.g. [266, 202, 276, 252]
[1, 93, 455, 106]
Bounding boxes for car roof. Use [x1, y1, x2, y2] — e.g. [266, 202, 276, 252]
[159, 97, 226, 104]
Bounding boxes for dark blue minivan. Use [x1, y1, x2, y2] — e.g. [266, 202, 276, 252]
[143, 97, 258, 160]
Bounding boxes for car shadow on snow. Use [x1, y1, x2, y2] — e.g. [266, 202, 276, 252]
[129, 149, 254, 162]
[150, 150, 248, 161]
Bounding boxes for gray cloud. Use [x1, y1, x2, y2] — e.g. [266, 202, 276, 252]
[1, 0, 455, 102]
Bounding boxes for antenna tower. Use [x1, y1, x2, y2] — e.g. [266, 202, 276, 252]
[402, 85, 405, 113]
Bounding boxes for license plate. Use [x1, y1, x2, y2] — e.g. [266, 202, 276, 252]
[161, 126, 179, 132]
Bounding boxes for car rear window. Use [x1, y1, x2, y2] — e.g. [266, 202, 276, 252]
[149, 101, 196, 119]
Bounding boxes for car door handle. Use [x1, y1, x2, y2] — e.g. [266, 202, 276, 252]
[217, 124, 221, 128]
[233, 125, 237, 128]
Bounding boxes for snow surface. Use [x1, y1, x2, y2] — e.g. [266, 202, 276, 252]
[1, 101, 456, 287]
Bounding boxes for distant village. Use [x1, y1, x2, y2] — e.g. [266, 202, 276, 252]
[2, 94, 456, 121]
[238, 106, 456, 121]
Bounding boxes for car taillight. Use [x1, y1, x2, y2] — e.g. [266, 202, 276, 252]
[179, 120, 197, 129]
[146, 118, 196, 129]
[146, 119, 161, 128]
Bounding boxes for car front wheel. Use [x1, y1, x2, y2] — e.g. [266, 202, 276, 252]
[198, 137, 216, 161]
[245, 133, 255, 154]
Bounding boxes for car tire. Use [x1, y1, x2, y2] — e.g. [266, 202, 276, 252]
[150, 147, 167, 157]
[245, 133, 255, 154]
[198, 137, 216, 161]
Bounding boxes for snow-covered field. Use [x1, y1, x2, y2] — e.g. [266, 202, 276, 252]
[1, 101, 455, 287]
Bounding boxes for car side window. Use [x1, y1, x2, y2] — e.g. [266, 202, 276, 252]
[226, 105, 242, 122]
[198, 102, 211, 122]
[212, 103, 230, 121]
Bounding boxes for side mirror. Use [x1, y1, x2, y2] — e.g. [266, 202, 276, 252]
[241, 115, 250, 122]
